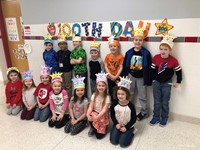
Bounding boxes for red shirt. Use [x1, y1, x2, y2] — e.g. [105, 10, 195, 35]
[5, 80, 23, 106]
[34, 83, 52, 104]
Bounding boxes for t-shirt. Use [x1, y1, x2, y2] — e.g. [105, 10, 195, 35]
[71, 97, 88, 119]
[23, 87, 36, 106]
[89, 57, 104, 80]
[91, 94, 111, 113]
[104, 53, 124, 76]
[34, 83, 52, 104]
[49, 89, 68, 114]
[70, 47, 87, 74]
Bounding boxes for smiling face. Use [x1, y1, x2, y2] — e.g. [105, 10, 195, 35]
[109, 45, 119, 55]
[133, 36, 144, 50]
[24, 78, 33, 88]
[40, 75, 50, 85]
[73, 41, 81, 49]
[75, 88, 85, 98]
[58, 42, 67, 50]
[159, 44, 171, 58]
[44, 42, 53, 51]
[96, 81, 107, 93]
[90, 50, 99, 60]
[52, 81, 62, 94]
[9, 72, 19, 82]
[117, 89, 128, 103]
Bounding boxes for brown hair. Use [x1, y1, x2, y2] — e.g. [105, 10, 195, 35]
[23, 78, 36, 91]
[73, 88, 85, 104]
[7, 70, 22, 81]
[113, 86, 131, 101]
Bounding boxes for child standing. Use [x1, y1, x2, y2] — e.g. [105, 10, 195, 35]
[48, 72, 69, 128]
[89, 41, 104, 93]
[110, 76, 137, 148]
[43, 34, 58, 73]
[34, 66, 52, 122]
[122, 27, 152, 121]
[149, 34, 182, 127]
[57, 34, 73, 99]
[64, 75, 88, 135]
[21, 70, 37, 120]
[87, 72, 110, 139]
[70, 35, 88, 96]
[104, 36, 124, 101]
[5, 67, 23, 115]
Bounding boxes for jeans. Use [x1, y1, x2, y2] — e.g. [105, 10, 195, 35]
[110, 125, 134, 147]
[153, 80, 172, 119]
[34, 105, 50, 122]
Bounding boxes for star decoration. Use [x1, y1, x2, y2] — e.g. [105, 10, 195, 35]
[155, 18, 174, 35]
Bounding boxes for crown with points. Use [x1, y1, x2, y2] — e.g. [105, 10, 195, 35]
[96, 71, 108, 84]
[50, 72, 63, 83]
[160, 34, 176, 49]
[72, 75, 85, 89]
[43, 34, 53, 44]
[108, 36, 120, 47]
[22, 70, 33, 79]
[118, 76, 132, 90]
[72, 33, 81, 42]
[57, 34, 67, 44]
[134, 27, 145, 38]
[7, 67, 19, 75]
[40, 65, 51, 76]
[90, 41, 100, 51]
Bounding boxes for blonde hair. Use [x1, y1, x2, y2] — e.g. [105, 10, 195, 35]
[23, 78, 36, 91]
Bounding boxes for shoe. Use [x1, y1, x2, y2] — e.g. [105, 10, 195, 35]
[137, 112, 147, 121]
[149, 117, 159, 126]
[159, 118, 168, 127]
[64, 121, 71, 133]
[88, 127, 95, 137]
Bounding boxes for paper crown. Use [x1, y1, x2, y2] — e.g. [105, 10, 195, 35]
[160, 34, 176, 49]
[7, 67, 19, 75]
[43, 34, 53, 44]
[57, 34, 67, 44]
[22, 70, 33, 79]
[72, 75, 85, 89]
[50, 72, 63, 83]
[96, 72, 108, 84]
[72, 33, 81, 42]
[108, 36, 120, 47]
[90, 41, 100, 51]
[40, 65, 51, 76]
[118, 76, 132, 90]
[134, 27, 145, 38]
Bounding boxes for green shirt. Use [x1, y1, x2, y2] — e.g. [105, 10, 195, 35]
[70, 47, 87, 74]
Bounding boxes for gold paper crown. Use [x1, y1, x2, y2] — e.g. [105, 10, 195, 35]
[7, 67, 19, 75]
[118, 76, 132, 90]
[43, 34, 53, 43]
[90, 41, 100, 51]
[50, 72, 63, 83]
[160, 34, 176, 49]
[57, 34, 67, 44]
[134, 27, 145, 38]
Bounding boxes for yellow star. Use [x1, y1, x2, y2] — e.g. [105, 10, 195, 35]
[155, 18, 174, 35]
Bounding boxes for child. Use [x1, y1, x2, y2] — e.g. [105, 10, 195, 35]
[122, 27, 152, 121]
[110, 76, 137, 148]
[43, 34, 58, 73]
[21, 70, 37, 120]
[149, 34, 182, 127]
[70, 35, 88, 96]
[64, 75, 88, 135]
[5, 67, 23, 115]
[48, 72, 69, 128]
[87, 72, 110, 139]
[34, 66, 52, 122]
[104, 36, 124, 101]
[89, 41, 104, 93]
[57, 34, 73, 98]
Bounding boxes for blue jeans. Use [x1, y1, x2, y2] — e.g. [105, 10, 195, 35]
[110, 125, 134, 147]
[153, 80, 172, 119]
[34, 105, 50, 122]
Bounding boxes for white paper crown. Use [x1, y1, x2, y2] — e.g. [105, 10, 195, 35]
[40, 65, 51, 76]
[22, 70, 33, 79]
[57, 34, 67, 44]
[118, 76, 132, 90]
[50, 72, 63, 83]
[160, 34, 176, 49]
[72, 75, 85, 89]
[72, 33, 81, 41]
[96, 72, 108, 84]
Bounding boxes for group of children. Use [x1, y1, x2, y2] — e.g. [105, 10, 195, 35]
[5, 27, 182, 148]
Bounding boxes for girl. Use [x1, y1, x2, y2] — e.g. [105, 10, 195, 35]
[87, 72, 110, 139]
[33, 66, 52, 122]
[64, 75, 88, 135]
[110, 77, 137, 148]
[48, 72, 69, 128]
[21, 70, 37, 120]
[5, 67, 23, 115]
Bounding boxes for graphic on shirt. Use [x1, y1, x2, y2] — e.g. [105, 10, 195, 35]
[130, 55, 143, 70]
[38, 88, 47, 99]
[116, 110, 124, 125]
[74, 103, 83, 115]
[10, 86, 17, 99]
[158, 62, 168, 74]
[107, 59, 120, 73]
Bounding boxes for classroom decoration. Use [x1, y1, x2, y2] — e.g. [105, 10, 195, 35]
[43, 34, 53, 44]
[160, 34, 176, 49]
[81, 22, 90, 36]
[72, 33, 81, 41]
[61, 23, 72, 37]
[155, 18, 174, 36]
[23, 43, 32, 54]
[7, 67, 19, 75]
[91, 22, 103, 38]
[110, 22, 123, 38]
[96, 72, 108, 84]
[118, 76, 132, 90]
[72, 75, 85, 89]
[50, 72, 63, 83]
[72, 23, 81, 36]
[122, 21, 134, 37]
[22, 70, 33, 79]
[47, 22, 56, 36]
[133, 27, 145, 38]
[57, 34, 67, 43]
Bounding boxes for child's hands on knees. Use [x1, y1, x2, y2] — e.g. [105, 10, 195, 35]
[116, 124, 121, 130]
[57, 113, 64, 121]
[13, 104, 16, 108]
[51, 114, 57, 121]
[120, 126, 127, 132]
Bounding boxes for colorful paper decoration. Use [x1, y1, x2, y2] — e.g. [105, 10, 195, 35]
[22, 70, 33, 79]
[137, 20, 151, 38]
[96, 72, 107, 84]
[81, 22, 90, 36]
[72, 75, 85, 89]
[110, 22, 123, 38]
[91, 22, 103, 38]
[155, 18, 174, 36]
[47, 22, 56, 36]
[72, 23, 81, 36]
[7, 67, 19, 75]
[122, 21, 134, 37]
[50, 72, 63, 83]
[160, 34, 176, 49]
[118, 76, 132, 90]
[61, 23, 71, 37]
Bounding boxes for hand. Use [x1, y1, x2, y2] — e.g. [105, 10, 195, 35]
[40, 104, 45, 109]
[57, 113, 64, 121]
[38, 103, 42, 109]
[116, 124, 121, 130]
[6, 103, 10, 109]
[13, 104, 16, 108]
[120, 127, 127, 132]
[51, 114, 57, 121]
[27, 106, 31, 111]
[71, 118, 77, 125]
[111, 76, 118, 81]
[173, 83, 180, 88]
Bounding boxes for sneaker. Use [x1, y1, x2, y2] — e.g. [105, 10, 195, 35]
[159, 118, 168, 127]
[137, 112, 147, 121]
[88, 127, 95, 137]
[149, 117, 159, 126]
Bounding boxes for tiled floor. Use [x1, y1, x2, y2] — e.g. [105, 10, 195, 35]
[0, 84, 200, 150]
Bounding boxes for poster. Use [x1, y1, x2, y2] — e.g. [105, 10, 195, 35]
[5, 17, 19, 41]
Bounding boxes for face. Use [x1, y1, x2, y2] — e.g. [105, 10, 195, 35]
[9, 72, 18, 82]
[90, 50, 99, 60]
[52, 81, 62, 94]
[96, 81, 107, 93]
[109, 45, 119, 55]
[41, 75, 50, 85]
[44, 43, 53, 51]
[76, 88, 85, 98]
[24, 78, 33, 88]
[117, 89, 127, 103]
[133, 36, 144, 49]
[73, 41, 81, 49]
[160, 44, 171, 58]
[58, 42, 67, 50]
